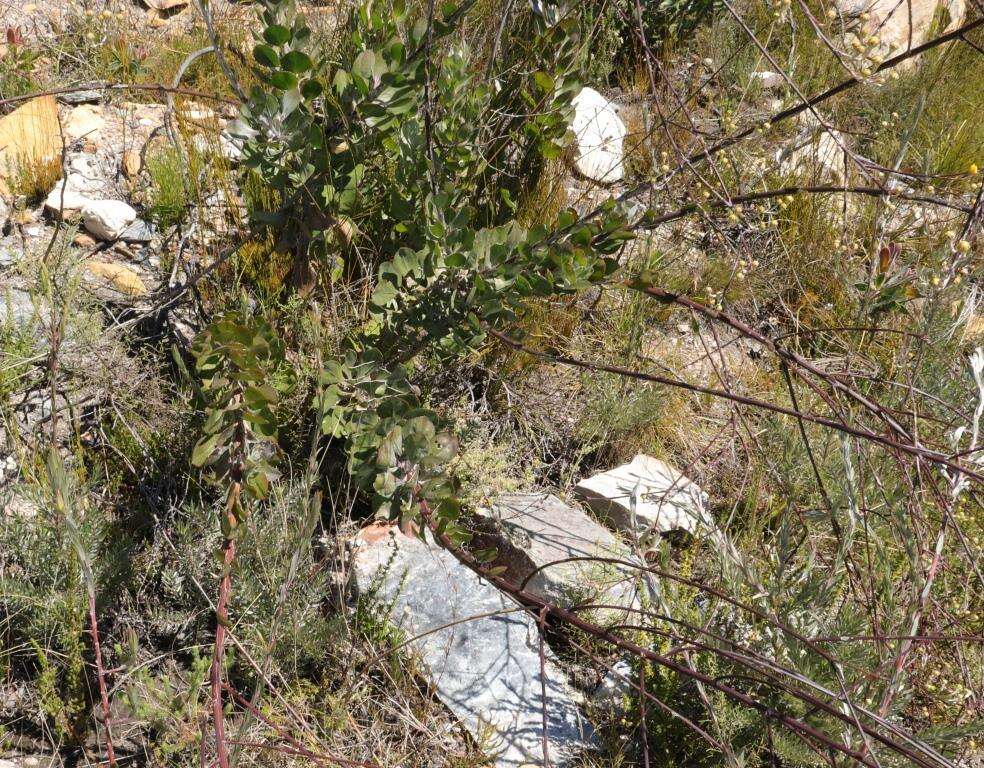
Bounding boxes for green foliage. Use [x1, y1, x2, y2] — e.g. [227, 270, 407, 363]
[0, 27, 41, 99]
[145, 147, 191, 230]
[122, 649, 211, 763]
[593, 0, 721, 76]
[191, 312, 286, 533]
[232, 0, 635, 531]
[0, 307, 39, 401]
[0, 456, 112, 747]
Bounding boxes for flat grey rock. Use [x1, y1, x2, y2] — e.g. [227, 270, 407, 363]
[120, 219, 155, 243]
[574, 454, 709, 537]
[351, 525, 594, 767]
[474, 493, 641, 623]
[57, 88, 103, 105]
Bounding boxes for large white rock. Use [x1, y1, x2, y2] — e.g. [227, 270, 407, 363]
[570, 87, 625, 184]
[44, 174, 96, 219]
[835, 0, 965, 59]
[351, 524, 594, 767]
[574, 454, 709, 537]
[81, 200, 137, 241]
[474, 493, 641, 623]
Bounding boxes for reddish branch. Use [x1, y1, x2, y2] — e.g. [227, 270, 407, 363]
[633, 284, 915, 442]
[632, 184, 973, 233]
[87, 589, 117, 768]
[0, 82, 237, 110]
[211, 386, 250, 768]
[211, 532, 236, 768]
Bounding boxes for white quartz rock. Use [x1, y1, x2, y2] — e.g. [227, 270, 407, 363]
[574, 454, 709, 536]
[81, 200, 137, 241]
[570, 87, 625, 184]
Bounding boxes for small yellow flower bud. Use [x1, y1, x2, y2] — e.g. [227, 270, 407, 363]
[956, 239, 971, 253]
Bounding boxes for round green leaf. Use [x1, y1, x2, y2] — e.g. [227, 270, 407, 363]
[263, 24, 291, 45]
[281, 50, 313, 73]
[269, 70, 298, 90]
[300, 78, 323, 100]
[253, 43, 280, 68]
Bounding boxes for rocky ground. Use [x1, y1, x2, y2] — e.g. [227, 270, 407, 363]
[1, 0, 981, 765]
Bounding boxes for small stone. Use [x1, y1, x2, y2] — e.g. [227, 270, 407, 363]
[178, 102, 217, 129]
[574, 454, 710, 537]
[85, 260, 148, 297]
[68, 154, 104, 185]
[749, 70, 784, 90]
[44, 176, 93, 219]
[122, 150, 142, 180]
[81, 199, 137, 240]
[73, 232, 97, 248]
[64, 104, 105, 142]
[570, 87, 625, 184]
